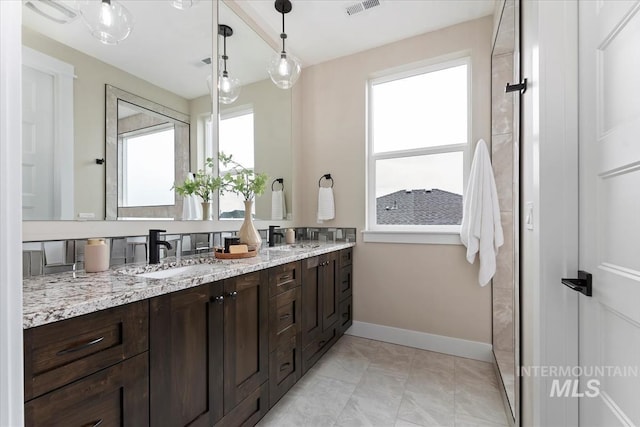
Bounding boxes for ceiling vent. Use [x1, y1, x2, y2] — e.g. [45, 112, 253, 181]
[24, 0, 78, 24]
[345, 0, 381, 16]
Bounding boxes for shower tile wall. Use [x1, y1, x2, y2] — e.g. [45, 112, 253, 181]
[491, 51, 515, 356]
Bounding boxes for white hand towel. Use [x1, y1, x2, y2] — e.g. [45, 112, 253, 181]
[181, 173, 203, 221]
[460, 139, 504, 286]
[317, 187, 335, 223]
[271, 189, 286, 220]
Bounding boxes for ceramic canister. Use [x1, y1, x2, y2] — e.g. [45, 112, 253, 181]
[84, 238, 110, 273]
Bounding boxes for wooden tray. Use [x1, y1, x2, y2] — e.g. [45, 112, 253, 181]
[214, 250, 257, 260]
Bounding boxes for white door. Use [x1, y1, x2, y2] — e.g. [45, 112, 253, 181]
[22, 64, 55, 220]
[578, 1, 640, 426]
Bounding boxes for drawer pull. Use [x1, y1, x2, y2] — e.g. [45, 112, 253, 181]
[318, 340, 326, 348]
[280, 274, 291, 281]
[83, 419, 103, 427]
[279, 313, 291, 320]
[342, 313, 349, 318]
[56, 336, 104, 356]
[279, 362, 291, 371]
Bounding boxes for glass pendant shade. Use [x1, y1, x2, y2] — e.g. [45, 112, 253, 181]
[78, 0, 134, 45]
[267, 52, 301, 90]
[218, 72, 241, 104]
[171, 0, 200, 10]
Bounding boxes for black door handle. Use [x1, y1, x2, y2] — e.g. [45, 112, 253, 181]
[561, 270, 592, 297]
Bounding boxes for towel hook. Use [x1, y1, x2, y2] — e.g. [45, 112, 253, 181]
[318, 173, 334, 188]
[271, 178, 284, 191]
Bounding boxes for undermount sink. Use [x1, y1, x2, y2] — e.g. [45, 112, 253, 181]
[267, 244, 320, 251]
[135, 264, 217, 279]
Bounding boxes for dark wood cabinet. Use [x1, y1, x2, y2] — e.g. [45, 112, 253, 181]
[268, 262, 302, 407]
[149, 282, 224, 427]
[337, 248, 354, 338]
[301, 252, 340, 374]
[222, 271, 269, 418]
[23, 301, 149, 427]
[150, 271, 268, 427]
[25, 352, 149, 427]
[24, 247, 353, 427]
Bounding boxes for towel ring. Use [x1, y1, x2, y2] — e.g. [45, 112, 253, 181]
[271, 178, 284, 191]
[318, 174, 334, 188]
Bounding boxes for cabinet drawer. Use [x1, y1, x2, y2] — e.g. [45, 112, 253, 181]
[302, 327, 337, 375]
[269, 335, 300, 408]
[339, 267, 352, 300]
[269, 287, 301, 350]
[338, 297, 353, 337]
[339, 248, 353, 267]
[25, 352, 149, 427]
[24, 300, 149, 400]
[268, 261, 300, 297]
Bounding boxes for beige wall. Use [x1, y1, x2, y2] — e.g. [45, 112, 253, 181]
[299, 16, 493, 343]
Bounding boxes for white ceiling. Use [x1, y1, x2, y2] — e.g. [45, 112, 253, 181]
[234, 0, 496, 67]
[22, 0, 495, 100]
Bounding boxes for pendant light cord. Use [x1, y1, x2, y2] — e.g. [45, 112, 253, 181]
[222, 33, 228, 75]
[281, 11, 286, 54]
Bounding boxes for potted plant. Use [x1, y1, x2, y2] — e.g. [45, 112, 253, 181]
[173, 153, 268, 248]
[173, 157, 221, 220]
[217, 152, 268, 249]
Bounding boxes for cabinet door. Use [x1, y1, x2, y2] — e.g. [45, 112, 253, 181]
[322, 252, 339, 331]
[150, 282, 224, 427]
[223, 270, 269, 414]
[25, 352, 148, 427]
[301, 256, 322, 349]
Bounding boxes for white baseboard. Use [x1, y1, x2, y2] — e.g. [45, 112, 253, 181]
[345, 321, 493, 362]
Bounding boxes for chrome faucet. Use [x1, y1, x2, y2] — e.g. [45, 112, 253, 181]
[149, 229, 172, 264]
[268, 225, 284, 247]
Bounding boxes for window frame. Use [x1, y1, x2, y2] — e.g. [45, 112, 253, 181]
[217, 104, 255, 219]
[364, 55, 472, 244]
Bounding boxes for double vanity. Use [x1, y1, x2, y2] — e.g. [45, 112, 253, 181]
[22, 243, 354, 426]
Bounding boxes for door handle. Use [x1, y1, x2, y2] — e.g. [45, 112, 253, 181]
[561, 270, 592, 297]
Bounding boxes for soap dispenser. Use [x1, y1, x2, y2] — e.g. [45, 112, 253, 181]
[285, 228, 295, 244]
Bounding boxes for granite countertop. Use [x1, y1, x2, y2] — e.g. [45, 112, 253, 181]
[23, 242, 355, 329]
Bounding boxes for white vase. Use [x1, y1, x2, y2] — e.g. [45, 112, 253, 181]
[238, 200, 261, 250]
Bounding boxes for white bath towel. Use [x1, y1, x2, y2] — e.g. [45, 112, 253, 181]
[460, 139, 504, 286]
[271, 189, 287, 220]
[317, 187, 335, 223]
[181, 173, 203, 221]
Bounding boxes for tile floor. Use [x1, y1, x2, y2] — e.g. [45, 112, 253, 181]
[258, 335, 509, 427]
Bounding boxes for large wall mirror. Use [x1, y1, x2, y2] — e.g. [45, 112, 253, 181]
[21, 0, 293, 222]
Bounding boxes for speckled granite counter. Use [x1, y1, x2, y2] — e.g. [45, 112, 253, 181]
[23, 242, 355, 329]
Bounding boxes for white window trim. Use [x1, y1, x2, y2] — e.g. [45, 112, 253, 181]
[365, 55, 471, 245]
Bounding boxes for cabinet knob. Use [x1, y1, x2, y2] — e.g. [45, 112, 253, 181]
[227, 291, 238, 300]
[213, 295, 224, 304]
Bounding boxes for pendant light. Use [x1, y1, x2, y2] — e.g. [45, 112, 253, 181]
[218, 24, 241, 105]
[77, 0, 134, 45]
[171, 0, 200, 10]
[267, 0, 301, 90]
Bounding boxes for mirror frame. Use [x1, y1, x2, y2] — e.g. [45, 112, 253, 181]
[105, 85, 190, 220]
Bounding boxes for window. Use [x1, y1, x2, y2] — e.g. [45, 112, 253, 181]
[120, 124, 175, 207]
[366, 57, 469, 243]
[218, 108, 255, 219]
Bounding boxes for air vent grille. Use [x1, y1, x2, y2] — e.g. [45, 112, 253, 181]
[345, 0, 380, 16]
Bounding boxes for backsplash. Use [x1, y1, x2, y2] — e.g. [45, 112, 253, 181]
[23, 227, 357, 277]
